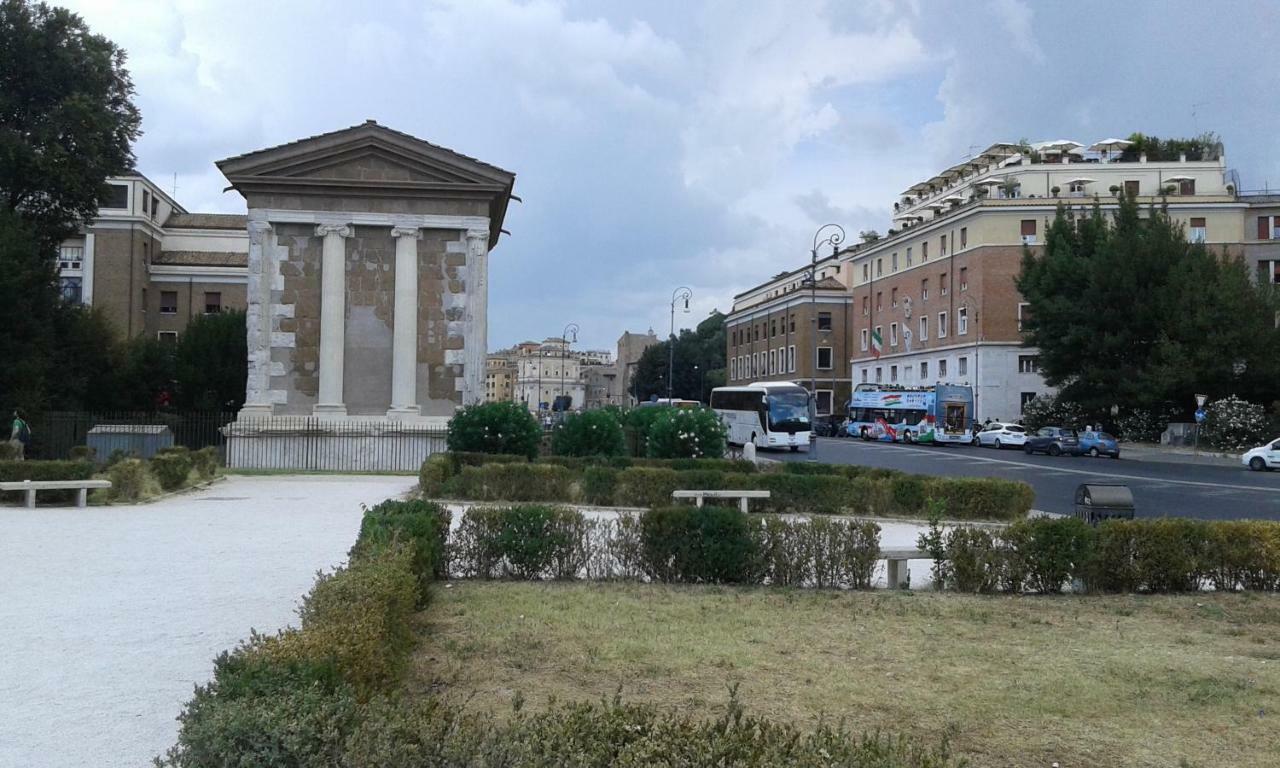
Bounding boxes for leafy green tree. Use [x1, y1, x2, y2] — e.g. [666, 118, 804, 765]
[550, 409, 625, 457]
[0, 1, 141, 412]
[113, 335, 176, 411]
[646, 407, 727, 459]
[634, 311, 726, 402]
[1017, 194, 1280, 420]
[447, 401, 542, 459]
[175, 310, 247, 411]
[1, 0, 142, 244]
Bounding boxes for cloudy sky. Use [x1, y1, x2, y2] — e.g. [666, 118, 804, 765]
[61, 0, 1280, 351]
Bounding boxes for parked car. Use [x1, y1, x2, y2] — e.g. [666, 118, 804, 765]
[1242, 437, 1280, 471]
[812, 415, 846, 438]
[1078, 430, 1121, 459]
[973, 422, 1028, 449]
[1024, 426, 1082, 456]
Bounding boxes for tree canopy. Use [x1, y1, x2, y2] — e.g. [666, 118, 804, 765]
[0, 0, 142, 244]
[1016, 194, 1280, 421]
[633, 311, 726, 403]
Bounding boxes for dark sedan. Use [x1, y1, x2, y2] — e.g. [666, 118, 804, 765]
[1023, 426, 1083, 456]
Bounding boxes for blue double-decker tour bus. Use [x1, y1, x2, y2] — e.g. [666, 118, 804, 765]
[843, 383, 974, 445]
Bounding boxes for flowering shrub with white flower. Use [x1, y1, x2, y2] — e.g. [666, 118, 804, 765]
[446, 401, 542, 459]
[1201, 395, 1269, 452]
[645, 407, 727, 459]
[551, 409, 626, 457]
[1018, 394, 1086, 431]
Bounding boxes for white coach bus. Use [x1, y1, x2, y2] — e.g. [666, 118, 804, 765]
[709, 382, 812, 451]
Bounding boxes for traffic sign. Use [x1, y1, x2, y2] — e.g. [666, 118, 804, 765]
[1195, 393, 1207, 408]
[1194, 409, 1206, 424]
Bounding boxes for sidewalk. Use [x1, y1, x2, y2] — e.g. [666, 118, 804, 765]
[1119, 441, 1241, 467]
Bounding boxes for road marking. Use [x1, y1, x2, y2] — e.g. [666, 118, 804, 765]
[830, 441, 1280, 495]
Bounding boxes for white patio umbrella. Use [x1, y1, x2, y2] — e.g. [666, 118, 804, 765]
[1034, 139, 1085, 153]
[1088, 138, 1133, 162]
[1066, 177, 1097, 185]
[1164, 175, 1194, 182]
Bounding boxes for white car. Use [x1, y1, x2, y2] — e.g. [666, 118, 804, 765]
[1242, 437, 1280, 471]
[972, 422, 1028, 449]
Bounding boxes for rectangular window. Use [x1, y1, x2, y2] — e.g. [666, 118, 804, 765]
[861, 368, 868, 383]
[770, 319, 777, 338]
[768, 349, 776, 374]
[919, 315, 928, 341]
[891, 287, 898, 308]
[59, 276, 83, 304]
[938, 359, 947, 378]
[788, 345, 796, 373]
[862, 296, 869, 316]
[890, 365, 898, 383]
[863, 263, 870, 281]
[160, 290, 178, 315]
[921, 278, 929, 300]
[1021, 219, 1038, 244]
[876, 258, 883, 277]
[1021, 392, 1038, 411]
[920, 360, 928, 380]
[730, 358, 737, 380]
[904, 364, 912, 382]
[204, 292, 222, 314]
[151, 194, 159, 219]
[891, 253, 898, 271]
[1189, 217, 1206, 243]
[940, 273, 948, 295]
[922, 241, 929, 261]
[958, 356, 968, 377]
[1017, 302, 1031, 332]
[960, 227, 967, 248]
[959, 267, 968, 291]
[816, 347, 833, 370]
[1180, 179, 1196, 195]
[940, 234, 947, 255]
[875, 367, 883, 383]
[1018, 354, 1040, 373]
[938, 311, 948, 338]
[816, 390, 833, 416]
[890, 322, 899, 346]
[861, 328, 869, 351]
[957, 307, 968, 335]
[1260, 216, 1272, 240]
[157, 331, 178, 345]
[101, 183, 129, 209]
[142, 190, 151, 217]
[906, 246, 913, 266]
[1124, 180, 1139, 197]
[817, 312, 832, 331]
[876, 292, 882, 312]
[790, 315, 796, 333]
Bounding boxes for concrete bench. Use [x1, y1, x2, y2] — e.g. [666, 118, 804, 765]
[672, 489, 771, 513]
[0, 479, 112, 509]
[882, 548, 929, 589]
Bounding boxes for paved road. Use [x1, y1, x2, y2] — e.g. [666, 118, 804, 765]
[779, 438, 1280, 521]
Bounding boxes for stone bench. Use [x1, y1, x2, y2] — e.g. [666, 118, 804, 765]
[672, 489, 771, 513]
[882, 548, 929, 589]
[0, 479, 113, 509]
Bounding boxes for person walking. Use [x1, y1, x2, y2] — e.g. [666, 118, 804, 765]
[9, 410, 31, 461]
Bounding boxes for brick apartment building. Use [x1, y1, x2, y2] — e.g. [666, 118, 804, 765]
[729, 137, 1280, 422]
[58, 174, 248, 342]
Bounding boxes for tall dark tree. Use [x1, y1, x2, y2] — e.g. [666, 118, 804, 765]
[0, 0, 142, 412]
[174, 311, 247, 411]
[1017, 194, 1280, 420]
[1, 0, 142, 244]
[633, 311, 726, 403]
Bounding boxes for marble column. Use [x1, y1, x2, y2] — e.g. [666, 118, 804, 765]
[463, 228, 490, 405]
[314, 223, 351, 416]
[387, 226, 422, 418]
[240, 220, 275, 418]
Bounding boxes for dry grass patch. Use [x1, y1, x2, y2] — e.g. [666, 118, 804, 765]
[413, 582, 1280, 768]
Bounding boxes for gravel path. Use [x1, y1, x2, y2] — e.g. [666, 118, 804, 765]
[0, 473, 416, 768]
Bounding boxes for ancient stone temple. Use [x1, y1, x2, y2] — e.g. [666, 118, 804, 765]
[217, 121, 515, 469]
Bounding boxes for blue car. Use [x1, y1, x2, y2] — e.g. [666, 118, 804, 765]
[1078, 430, 1120, 458]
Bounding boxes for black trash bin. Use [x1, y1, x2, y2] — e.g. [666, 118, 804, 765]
[1074, 483, 1134, 525]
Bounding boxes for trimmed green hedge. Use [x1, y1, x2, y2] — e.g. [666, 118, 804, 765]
[920, 517, 1280, 594]
[0, 460, 94, 504]
[422, 452, 1033, 521]
[354, 499, 451, 602]
[452, 505, 588, 580]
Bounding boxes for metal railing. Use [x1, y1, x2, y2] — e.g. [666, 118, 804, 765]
[28, 411, 235, 461]
[223, 417, 446, 472]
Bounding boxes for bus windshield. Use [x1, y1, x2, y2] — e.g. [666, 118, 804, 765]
[767, 391, 810, 431]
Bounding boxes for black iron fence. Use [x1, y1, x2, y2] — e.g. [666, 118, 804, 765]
[224, 417, 446, 472]
[28, 411, 235, 461]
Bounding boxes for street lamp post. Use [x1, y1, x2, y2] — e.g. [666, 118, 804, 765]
[560, 323, 579, 413]
[668, 287, 692, 403]
[693, 364, 707, 404]
[806, 224, 846, 462]
[958, 297, 979, 424]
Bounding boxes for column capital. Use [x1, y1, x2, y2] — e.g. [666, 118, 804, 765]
[390, 225, 422, 240]
[315, 223, 352, 238]
[465, 228, 489, 247]
[247, 220, 272, 245]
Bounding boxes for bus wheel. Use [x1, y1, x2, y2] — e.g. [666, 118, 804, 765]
[750, 433, 758, 447]
[903, 431, 914, 444]
[860, 427, 870, 441]
[789, 446, 799, 452]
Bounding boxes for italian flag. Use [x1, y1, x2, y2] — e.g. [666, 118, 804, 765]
[870, 329, 883, 359]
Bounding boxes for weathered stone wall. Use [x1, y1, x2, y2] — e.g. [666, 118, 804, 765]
[271, 224, 321, 414]
[343, 227, 395, 415]
[418, 229, 467, 416]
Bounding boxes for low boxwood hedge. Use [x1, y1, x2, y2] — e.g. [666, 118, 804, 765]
[0, 459, 95, 504]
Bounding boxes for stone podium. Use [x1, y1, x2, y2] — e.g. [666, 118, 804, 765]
[217, 121, 516, 469]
